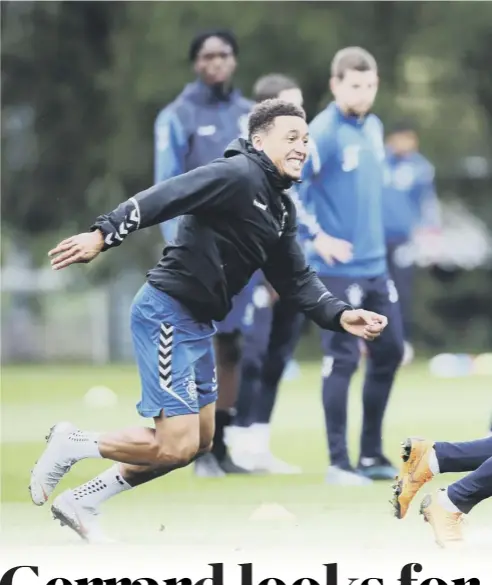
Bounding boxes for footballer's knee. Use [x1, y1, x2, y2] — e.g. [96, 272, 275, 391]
[155, 435, 200, 468]
[371, 337, 404, 372]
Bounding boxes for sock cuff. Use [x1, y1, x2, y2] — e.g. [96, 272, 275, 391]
[72, 464, 131, 505]
[113, 464, 131, 489]
[68, 430, 102, 459]
[428, 447, 440, 475]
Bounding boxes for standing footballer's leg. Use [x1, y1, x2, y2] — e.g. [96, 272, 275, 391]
[357, 276, 404, 480]
[207, 278, 260, 476]
[245, 300, 304, 474]
[321, 327, 368, 485]
[212, 270, 264, 474]
[227, 300, 273, 471]
[317, 276, 371, 485]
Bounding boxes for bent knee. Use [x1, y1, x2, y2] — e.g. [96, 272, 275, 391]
[370, 341, 404, 372]
[154, 437, 199, 468]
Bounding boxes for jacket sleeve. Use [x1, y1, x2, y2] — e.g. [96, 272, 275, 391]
[90, 160, 240, 251]
[262, 217, 351, 332]
[154, 106, 189, 244]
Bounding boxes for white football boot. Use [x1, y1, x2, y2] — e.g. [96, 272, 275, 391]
[51, 491, 114, 544]
[29, 421, 78, 506]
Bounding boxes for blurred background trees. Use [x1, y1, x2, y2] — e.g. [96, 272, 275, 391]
[2, 1, 492, 356]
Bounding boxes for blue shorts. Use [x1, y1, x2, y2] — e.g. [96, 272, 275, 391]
[214, 270, 263, 335]
[130, 283, 217, 418]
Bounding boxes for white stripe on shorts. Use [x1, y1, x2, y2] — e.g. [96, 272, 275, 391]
[158, 323, 193, 411]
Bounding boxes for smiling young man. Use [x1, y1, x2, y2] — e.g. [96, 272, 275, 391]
[154, 29, 254, 476]
[227, 73, 308, 474]
[30, 99, 388, 543]
[296, 47, 404, 484]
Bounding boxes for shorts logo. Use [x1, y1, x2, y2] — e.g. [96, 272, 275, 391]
[187, 379, 198, 402]
[387, 279, 399, 304]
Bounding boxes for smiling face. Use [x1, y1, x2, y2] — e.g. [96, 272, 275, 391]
[252, 115, 308, 180]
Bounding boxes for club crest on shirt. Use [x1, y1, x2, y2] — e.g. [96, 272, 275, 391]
[197, 125, 216, 137]
[342, 145, 360, 172]
[391, 164, 415, 190]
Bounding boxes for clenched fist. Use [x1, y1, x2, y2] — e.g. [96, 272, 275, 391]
[339, 309, 388, 341]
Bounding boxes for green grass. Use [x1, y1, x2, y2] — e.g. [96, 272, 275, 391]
[1, 360, 491, 550]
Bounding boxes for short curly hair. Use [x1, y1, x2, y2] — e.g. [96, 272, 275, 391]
[248, 98, 306, 139]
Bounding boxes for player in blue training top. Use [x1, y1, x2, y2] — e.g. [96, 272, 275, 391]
[383, 120, 441, 364]
[153, 29, 253, 476]
[296, 47, 405, 484]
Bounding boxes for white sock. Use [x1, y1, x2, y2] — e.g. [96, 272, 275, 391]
[71, 464, 131, 509]
[251, 423, 271, 453]
[67, 430, 103, 461]
[428, 447, 440, 475]
[437, 488, 462, 514]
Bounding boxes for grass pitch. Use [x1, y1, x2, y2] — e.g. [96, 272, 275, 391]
[1, 359, 491, 552]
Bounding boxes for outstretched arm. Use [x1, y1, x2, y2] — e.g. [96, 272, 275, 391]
[263, 226, 387, 340]
[49, 160, 240, 270]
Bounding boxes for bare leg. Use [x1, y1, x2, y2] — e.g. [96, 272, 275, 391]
[121, 403, 215, 486]
[98, 410, 200, 468]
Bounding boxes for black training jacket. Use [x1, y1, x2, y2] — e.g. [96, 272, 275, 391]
[90, 139, 351, 328]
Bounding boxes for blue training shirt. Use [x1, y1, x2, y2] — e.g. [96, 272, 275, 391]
[296, 101, 387, 278]
[383, 148, 440, 243]
[154, 79, 253, 243]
